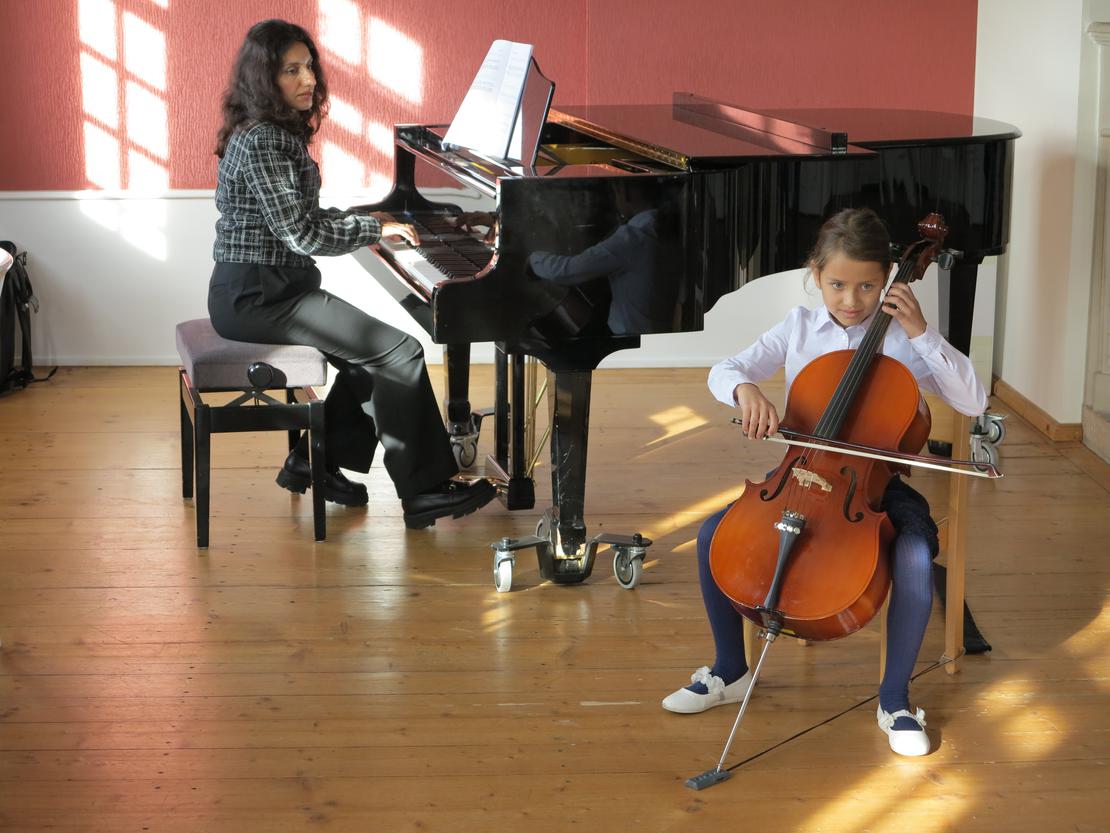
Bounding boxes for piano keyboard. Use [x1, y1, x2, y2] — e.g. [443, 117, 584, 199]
[377, 212, 493, 295]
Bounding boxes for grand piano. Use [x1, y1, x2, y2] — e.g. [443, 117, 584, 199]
[352, 92, 1019, 587]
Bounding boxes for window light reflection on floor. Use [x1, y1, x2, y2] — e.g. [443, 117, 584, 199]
[647, 405, 709, 445]
[801, 766, 971, 833]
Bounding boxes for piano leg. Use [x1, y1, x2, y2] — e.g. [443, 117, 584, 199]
[536, 369, 652, 586]
[443, 343, 485, 469]
[486, 363, 653, 590]
[549, 369, 592, 557]
[937, 257, 980, 357]
[485, 346, 535, 510]
[443, 343, 472, 428]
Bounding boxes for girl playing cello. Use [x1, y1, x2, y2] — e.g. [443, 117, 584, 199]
[662, 207, 987, 757]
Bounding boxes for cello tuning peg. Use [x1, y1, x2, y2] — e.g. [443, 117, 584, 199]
[935, 248, 963, 271]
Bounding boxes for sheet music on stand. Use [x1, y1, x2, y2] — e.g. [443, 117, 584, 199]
[443, 39, 554, 169]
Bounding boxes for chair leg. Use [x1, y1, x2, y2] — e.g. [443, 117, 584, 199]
[308, 398, 327, 542]
[286, 388, 300, 451]
[742, 617, 760, 669]
[944, 414, 971, 675]
[195, 404, 212, 548]
[180, 372, 193, 499]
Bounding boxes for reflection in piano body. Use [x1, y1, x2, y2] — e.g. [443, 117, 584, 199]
[352, 94, 1019, 585]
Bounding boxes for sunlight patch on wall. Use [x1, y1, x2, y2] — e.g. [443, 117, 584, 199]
[367, 17, 422, 104]
[122, 12, 166, 90]
[125, 81, 169, 157]
[79, 53, 119, 128]
[82, 123, 122, 189]
[77, 0, 170, 261]
[79, 198, 120, 232]
[328, 95, 364, 136]
[129, 150, 169, 191]
[321, 141, 367, 188]
[368, 172, 393, 199]
[366, 121, 395, 155]
[78, 0, 117, 59]
[119, 200, 168, 260]
[79, 196, 167, 260]
[319, 0, 361, 66]
[317, 3, 424, 191]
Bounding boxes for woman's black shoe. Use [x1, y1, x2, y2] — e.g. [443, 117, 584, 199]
[401, 479, 496, 529]
[275, 450, 369, 507]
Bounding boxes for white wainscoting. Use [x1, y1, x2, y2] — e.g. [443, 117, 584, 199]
[0, 191, 995, 381]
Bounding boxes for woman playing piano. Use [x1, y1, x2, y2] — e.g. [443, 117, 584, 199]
[208, 19, 495, 529]
[662, 208, 987, 756]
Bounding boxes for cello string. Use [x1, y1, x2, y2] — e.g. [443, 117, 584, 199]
[747, 249, 930, 635]
[817, 248, 913, 439]
[794, 296, 895, 520]
[785, 291, 901, 528]
[766, 258, 914, 573]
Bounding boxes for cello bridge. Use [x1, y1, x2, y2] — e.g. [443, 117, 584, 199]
[790, 467, 832, 493]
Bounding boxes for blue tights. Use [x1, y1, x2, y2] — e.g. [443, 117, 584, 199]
[689, 506, 934, 725]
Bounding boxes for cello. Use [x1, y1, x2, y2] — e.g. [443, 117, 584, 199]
[688, 212, 968, 790]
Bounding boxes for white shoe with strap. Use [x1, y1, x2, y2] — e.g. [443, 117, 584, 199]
[877, 705, 931, 756]
[662, 666, 752, 714]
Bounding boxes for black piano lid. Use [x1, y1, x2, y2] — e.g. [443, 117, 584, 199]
[409, 125, 667, 183]
[551, 104, 1019, 166]
[553, 104, 873, 164]
[759, 107, 1021, 147]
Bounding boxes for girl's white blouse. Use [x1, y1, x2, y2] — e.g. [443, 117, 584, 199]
[707, 305, 988, 417]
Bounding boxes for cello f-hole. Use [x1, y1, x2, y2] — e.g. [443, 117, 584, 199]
[760, 456, 803, 502]
[839, 465, 865, 523]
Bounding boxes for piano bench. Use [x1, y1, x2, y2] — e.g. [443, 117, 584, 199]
[175, 318, 329, 548]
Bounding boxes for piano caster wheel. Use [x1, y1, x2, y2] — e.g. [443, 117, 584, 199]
[452, 436, 478, 469]
[983, 413, 1006, 445]
[493, 550, 515, 593]
[970, 436, 999, 472]
[536, 513, 562, 554]
[612, 547, 644, 590]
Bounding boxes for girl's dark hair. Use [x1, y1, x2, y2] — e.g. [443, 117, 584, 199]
[215, 19, 329, 157]
[807, 207, 891, 273]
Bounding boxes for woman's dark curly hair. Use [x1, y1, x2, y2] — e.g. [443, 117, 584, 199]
[215, 20, 329, 157]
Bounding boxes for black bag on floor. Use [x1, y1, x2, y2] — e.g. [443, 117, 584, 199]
[1, 240, 56, 394]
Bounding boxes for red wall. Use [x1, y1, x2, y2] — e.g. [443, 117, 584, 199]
[0, 0, 977, 192]
[586, 0, 978, 110]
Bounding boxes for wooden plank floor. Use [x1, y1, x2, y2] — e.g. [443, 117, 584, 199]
[0, 366, 1107, 832]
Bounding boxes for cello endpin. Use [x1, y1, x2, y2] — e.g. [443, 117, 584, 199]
[685, 767, 732, 791]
